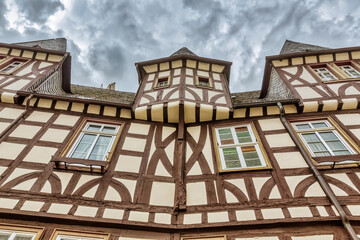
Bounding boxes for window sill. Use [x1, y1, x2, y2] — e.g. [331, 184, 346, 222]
[218, 166, 272, 173]
[323, 78, 360, 83]
[195, 84, 213, 90]
[51, 156, 108, 173]
[313, 154, 360, 169]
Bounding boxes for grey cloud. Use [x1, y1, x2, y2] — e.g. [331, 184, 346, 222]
[14, 0, 64, 23]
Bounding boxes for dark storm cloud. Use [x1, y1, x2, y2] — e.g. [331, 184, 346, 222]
[1, 0, 360, 92]
[14, 0, 64, 23]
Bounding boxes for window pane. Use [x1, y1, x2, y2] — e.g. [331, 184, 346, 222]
[296, 124, 311, 130]
[102, 126, 116, 133]
[302, 133, 320, 142]
[333, 150, 351, 156]
[89, 136, 112, 160]
[0, 233, 11, 240]
[241, 146, 262, 167]
[312, 122, 327, 129]
[87, 125, 101, 131]
[71, 134, 96, 159]
[14, 235, 34, 240]
[319, 132, 337, 141]
[235, 127, 252, 143]
[314, 152, 331, 157]
[308, 142, 328, 152]
[326, 141, 347, 151]
[222, 147, 241, 168]
[218, 128, 234, 145]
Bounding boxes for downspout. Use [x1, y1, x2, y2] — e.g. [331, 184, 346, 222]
[277, 102, 359, 240]
[0, 94, 34, 142]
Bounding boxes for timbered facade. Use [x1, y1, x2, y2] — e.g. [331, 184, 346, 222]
[0, 39, 359, 239]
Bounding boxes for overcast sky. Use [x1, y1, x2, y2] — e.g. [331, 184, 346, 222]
[1, 0, 360, 93]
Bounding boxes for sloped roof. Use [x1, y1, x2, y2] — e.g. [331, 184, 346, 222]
[280, 40, 329, 54]
[69, 85, 135, 105]
[13, 38, 67, 52]
[171, 47, 197, 56]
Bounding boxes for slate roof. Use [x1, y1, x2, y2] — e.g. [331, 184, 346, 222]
[13, 38, 67, 52]
[171, 47, 197, 57]
[67, 85, 135, 105]
[280, 40, 329, 54]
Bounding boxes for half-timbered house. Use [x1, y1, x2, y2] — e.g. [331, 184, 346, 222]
[0, 38, 360, 239]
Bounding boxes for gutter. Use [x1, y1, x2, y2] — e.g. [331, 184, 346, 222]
[0, 94, 34, 142]
[277, 102, 359, 240]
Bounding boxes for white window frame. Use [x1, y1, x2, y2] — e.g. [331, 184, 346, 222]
[313, 67, 338, 81]
[292, 120, 356, 157]
[56, 235, 104, 240]
[0, 230, 37, 240]
[0, 61, 24, 74]
[66, 122, 120, 161]
[339, 65, 360, 78]
[214, 124, 267, 170]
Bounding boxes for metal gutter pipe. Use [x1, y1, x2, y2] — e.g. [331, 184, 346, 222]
[277, 102, 358, 240]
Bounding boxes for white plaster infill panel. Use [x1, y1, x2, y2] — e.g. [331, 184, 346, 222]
[0, 198, 18, 209]
[258, 118, 285, 131]
[149, 182, 175, 206]
[0, 107, 24, 119]
[74, 206, 98, 217]
[122, 137, 146, 152]
[103, 208, 124, 220]
[261, 208, 284, 219]
[128, 211, 149, 222]
[236, 237, 279, 240]
[53, 114, 80, 126]
[288, 207, 313, 218]
[115, 155, 142, 173]
[23, 146, 57, 164]
[10, 125, 41, 139]
[183, 213, 202, 225]
[0, 142, 26, 160]
[207, 211, 229, 223]
[186, 182, 207, 205]
[128, 123, 150, 135]
[235, 209, 256, 221]
[154, 213, 172, 224]
[26, 111, 53, 122]
[40, 128, 70, 142]
[335, 113, 360, 126]
[21, 201, 44, 212]
[47, 203, 72, 215]
[291, 235, 333, 240]
[265, 133, 295, 148]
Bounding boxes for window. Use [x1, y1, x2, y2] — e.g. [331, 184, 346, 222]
[67, 122, 121, 161]
[339, 65, 360, 78]
[313, 67, 338, 81]
[51, 230, 108, 240]
[157, 77, 169, 87]
[0, 59, 26, 74]
[198, 77, 210, 87]
[293, 120, 356, 157]
[0, 224, 43, 240]
[214, 124, 269, 171]
[196, 75, 213, 88]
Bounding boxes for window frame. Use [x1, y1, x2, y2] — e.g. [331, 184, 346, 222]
[153, 74, 171, 89]
[0, 57, 28, 75]
[195, 75, 213, 89]
[0, 224, 44, 240]
[212, 122, 271, 172]
[56, 118, 124, 172]
[50, 229, 109, 240]
[290, 117, 360, 165]
[309, 61, 360, 83]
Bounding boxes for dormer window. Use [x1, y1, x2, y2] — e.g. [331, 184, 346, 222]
[339, 65, 360, 78]
[198, 77, 210, 87]
[195, 75, 213, 89]
[0, 58, 26, 74]
[154, 75, 170, 89]
[313, 67, 338, 81]
[157, 77, 169, 87]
